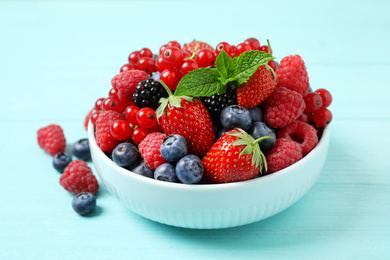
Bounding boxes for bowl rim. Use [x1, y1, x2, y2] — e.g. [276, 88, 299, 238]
[88, 120, 330, 191]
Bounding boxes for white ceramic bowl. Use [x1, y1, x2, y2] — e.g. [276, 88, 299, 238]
[88, 122, 330, 229]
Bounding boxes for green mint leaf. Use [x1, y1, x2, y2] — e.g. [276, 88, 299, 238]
[231, 50, 275, 87]
[215, 49, 235, 79]
[174, 68, 226, 97]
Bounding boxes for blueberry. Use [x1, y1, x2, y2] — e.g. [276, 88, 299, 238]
[53, 152, 72, 173]
[72, 192, 96, 215]
[154, 163, 180, 183]
[175, 154, 204, 184]
[72, 138, 91, 161]
[112, 143, 140, 168]
[248, 122, 276, 152]
[249, 107, 263, 123]
[130, 160, 154, 178]
[160, 134, 188, 162]
[220, 105, 252, 131]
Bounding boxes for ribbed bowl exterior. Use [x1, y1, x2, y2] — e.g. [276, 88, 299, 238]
[89, 122, 330, 229]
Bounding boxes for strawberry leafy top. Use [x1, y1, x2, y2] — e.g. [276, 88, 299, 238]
[173, 48, 276, 97]
[155, 80, 193, 121]
[228, 128, 271, 172]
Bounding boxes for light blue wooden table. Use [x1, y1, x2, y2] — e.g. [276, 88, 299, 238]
[1, 0, 389, 259]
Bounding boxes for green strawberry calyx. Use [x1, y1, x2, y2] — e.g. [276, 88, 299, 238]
[155, 80, 193, 121]
[228, 128, 271, 173]
[173, 44, 276, 98]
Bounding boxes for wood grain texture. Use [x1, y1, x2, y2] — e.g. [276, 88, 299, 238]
[1, 0, 389, 259]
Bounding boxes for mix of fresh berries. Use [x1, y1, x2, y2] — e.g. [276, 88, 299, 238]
[82, 37, 334, 184]
[39, 37, 334, 195]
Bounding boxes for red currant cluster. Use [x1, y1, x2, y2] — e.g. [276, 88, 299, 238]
[121, 48, 156, 74]
[299, 88, 333, 127]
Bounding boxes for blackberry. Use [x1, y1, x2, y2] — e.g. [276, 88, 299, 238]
[200, 89, 237, 120]
[132, 78, 168, 110]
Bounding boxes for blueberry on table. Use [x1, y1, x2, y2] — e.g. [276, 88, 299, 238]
[220, 105, 252, 131]
[175, 154, 204, 184]
[160, 134, 188, 162]
[112, 143, 140, 168]
[130, 160, 154, 178]
[72, 138, 91, 161]
[53, 152, 72, 173]
[72, 192, 96, 215]
[154, 163, 180, 183]
[248, 122, 276, 152]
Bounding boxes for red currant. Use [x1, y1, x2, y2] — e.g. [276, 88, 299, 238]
[128, 51, 139, 64]
[179, 59, 198, 75]
[167, 41, 181, 49]
[102, 96, 125, 113]
[196, 49, 216, 68]
[244, 37, 261, 50]
[258, 45, 272, 54]
[230, 45, 236, 57]
[313, 108, 332, 127]
[139, 48, 153, 58]
[156, 55, 171, 72]
[159, 44, 167, 55]
[162, 46, 183, 68]
[235, 43, 252, 56]
[137, 57, 156, 74]
[110, 120, 132, 141]
[304, 92, 323, 113]
[315, 88, 332, 108]
[215, 42, 232, 56]
[160, 68, 181, 90]
[90, 111, 100, 126]
[123, 105, 140, 125]
[108, 88, 118, 98]
[136, 107, 157, 129]
[120, 63, 136, 73]
[94, 97, 105, 111]
[131, 127, 150, 144]
[182, 51, 192, 60]
[268, 60, 278, 71]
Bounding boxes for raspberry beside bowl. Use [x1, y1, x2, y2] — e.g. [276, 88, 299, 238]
[88, 121, 330, 229]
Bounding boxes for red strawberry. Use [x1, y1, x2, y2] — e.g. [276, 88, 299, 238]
[156, 82, 215, 157]
[202, 129, 269, 183]
[236, 64, 277, 109]
[182, 40, 213, 55]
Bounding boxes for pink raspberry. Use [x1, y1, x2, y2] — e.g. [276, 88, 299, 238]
[95, 110, 124, 153]
[266, 138, 303, 174]
[37, 124, 66, 156]
[263, 87, 306, 128]
[276, 55, 309, 96]
[111, 70, 150, 104]
[138, 132, 168, 170]
[278, 120, 319, 156]
[60, 160, 99, 195]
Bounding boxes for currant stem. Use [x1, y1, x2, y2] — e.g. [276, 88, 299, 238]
[267, 39, 272, 55]
[185, 43, 199, 60]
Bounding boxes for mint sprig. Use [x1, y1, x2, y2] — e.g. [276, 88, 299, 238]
[173, 48, 275, 97]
